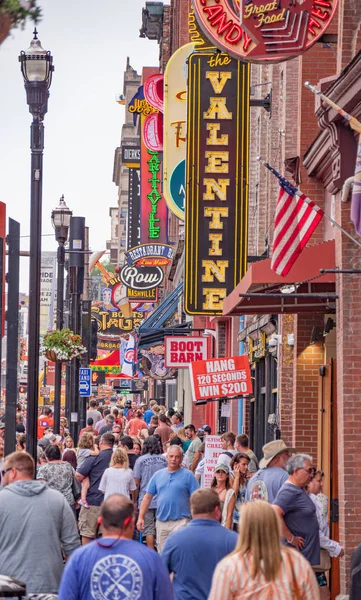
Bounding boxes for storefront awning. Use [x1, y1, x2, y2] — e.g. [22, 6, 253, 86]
[223, 241, 336, 316]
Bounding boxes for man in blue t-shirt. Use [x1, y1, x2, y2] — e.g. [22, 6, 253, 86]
[137, 445, 199, 552]
[162, 488, 237, 600]
[58, 494, 173, 600]
[143, 399, 157, 425]
[245, 439, 295, 503]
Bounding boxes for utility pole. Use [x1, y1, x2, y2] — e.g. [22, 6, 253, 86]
[68, 217, 85, 445]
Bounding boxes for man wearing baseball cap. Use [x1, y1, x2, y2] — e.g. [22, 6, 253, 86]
[245, 440, 295, 503]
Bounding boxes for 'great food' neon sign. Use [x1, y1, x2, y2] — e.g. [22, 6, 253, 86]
[191, 0, 338, 63]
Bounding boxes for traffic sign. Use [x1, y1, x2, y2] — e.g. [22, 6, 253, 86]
[79, 367, 91, 397]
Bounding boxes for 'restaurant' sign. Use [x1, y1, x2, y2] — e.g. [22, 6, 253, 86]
[191, 0, 338, 63]
[185, 53, 249, 315]
[189, 356, 252, 402]
[125, 243, 174, 267]
[164, 336, 208, 368]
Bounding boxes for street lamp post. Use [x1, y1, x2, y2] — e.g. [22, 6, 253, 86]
[19, 29, 54, 462]
[51, 195, 72, 434]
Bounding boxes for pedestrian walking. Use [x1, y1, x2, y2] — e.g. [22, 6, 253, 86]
[58, 494, 173, 600]
[119, 435, 140, 469]
[307, 470, 344, 598]
[79, 417, 96, 438]
[230, 452, 250, 530]
[162, 488, 238, 600]
[86, 399, 102, 426]
[137, 445, 199, 552]
[184, 424, 202, 472]
[99, 446, 136, 501]
[133, 435, 167, 549]
[155, 414, 174, 445]
[245, 439, 295, 502]
[273, 454, 320, 566]
[76, 432, 114, 544]
[208, 500, 320, 599]
[0, 451, 79, 595]
[211, 463, 235, 529]
[218, 432, 237, 468]
[37, 443, 76, 507]
[235, 433, 259, 472]
[125, 409, 148, 437]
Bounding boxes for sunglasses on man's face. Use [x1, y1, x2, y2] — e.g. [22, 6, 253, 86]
[300, 467, 316, 475]
[1, 467, 12, 477]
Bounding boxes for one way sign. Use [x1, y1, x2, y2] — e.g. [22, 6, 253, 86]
[79, 368, 91, 397]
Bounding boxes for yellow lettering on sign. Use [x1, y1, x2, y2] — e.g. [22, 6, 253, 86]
[206, 71, 232, 94]
[204, 98, 233, 120]
[209, 234, 223, 256]
[205, 151, 229, 173]
[202, 260, 229, 282]
[203, 179, 230, 201]
[207, 55, 232, 68]
[204, 207, 229, 228]
[206, 123, 228, 146]
[203, 289, 227, 311]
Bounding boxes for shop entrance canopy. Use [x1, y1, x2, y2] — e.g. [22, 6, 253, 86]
[223, 241, 336, 316]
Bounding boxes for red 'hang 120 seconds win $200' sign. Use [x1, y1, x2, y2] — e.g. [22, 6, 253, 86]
[189, 355, 252, 402]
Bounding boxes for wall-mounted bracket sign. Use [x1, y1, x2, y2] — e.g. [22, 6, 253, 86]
[120, 264, 164, 303]
[191, 0, 338, 63]
[124, 244, 174, 267]
[163, 43, 196, 221]
[120, 265, 164, 290]
[185, 53, 250, 315]
[189, 356, 252, 402]
[165, 336, 208, 368]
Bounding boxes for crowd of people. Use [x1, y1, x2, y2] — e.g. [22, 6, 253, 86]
[0, 396, 357, 599]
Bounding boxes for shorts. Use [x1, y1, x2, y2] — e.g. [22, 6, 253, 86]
[156, 518, 189, 553]
[143, 508, 157, 537]
[78, 505, 101, 539]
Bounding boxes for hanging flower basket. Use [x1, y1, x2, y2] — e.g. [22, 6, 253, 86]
[42, 328, 87, 362]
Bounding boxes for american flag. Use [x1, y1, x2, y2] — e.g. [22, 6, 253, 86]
[271, 179, 324, 277]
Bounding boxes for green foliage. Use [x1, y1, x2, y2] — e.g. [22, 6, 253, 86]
[91, 259, 116, 277]
[42, 328, 86, 361]
[0, 0, 41, 30]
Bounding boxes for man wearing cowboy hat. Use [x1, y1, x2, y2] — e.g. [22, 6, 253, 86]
[245, 440, 296, 503]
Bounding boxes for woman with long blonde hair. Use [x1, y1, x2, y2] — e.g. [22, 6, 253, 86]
[208, 501, 320, 599]
[99, 446, 137, 501]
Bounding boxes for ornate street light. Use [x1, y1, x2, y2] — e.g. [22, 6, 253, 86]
[19, 29, 54, 463]
[51, 195, 72, 433]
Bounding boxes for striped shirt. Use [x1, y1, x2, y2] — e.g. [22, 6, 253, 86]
[208, 549, 320, 600]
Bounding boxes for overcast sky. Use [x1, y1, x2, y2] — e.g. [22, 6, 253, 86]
[0, 0, 160, 291]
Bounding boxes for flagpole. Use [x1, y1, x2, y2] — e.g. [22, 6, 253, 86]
[256, 156, 361, 250]
[304, 82, 361, 135]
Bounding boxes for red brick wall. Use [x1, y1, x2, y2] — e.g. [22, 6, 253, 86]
[335, 191, 361, 591]
[278, 315, 295, 447]
[293, 314, 324, 458]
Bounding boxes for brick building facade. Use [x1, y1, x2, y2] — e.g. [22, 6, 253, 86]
[136, 2, 361, 594]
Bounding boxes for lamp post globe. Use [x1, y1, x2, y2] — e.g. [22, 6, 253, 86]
[52, 195, 72, 434]
[51, 195, 72, 244]
[19, 28, 54, 119]
[20, 29, 54, 464]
